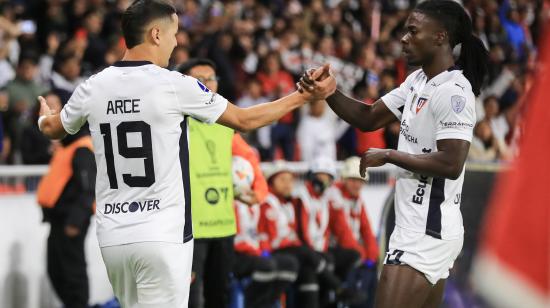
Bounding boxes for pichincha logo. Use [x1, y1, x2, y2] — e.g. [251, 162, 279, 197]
[104, 199, 160, 215]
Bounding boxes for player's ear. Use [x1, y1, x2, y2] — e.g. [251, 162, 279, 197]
[435, 30, 447, 46]
[149, 26, 161, 46]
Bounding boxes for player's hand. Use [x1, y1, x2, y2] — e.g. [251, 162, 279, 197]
[360, 148, 391, 177]
[38, 96, 55, 117]
[236, 190, 258, 206]
[297, 64, 336, 101]
[64, 225, 81, 238]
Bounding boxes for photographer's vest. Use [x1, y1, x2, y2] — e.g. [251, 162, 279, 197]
[37, 136, 94, 209]
[189, 118, 236, 238]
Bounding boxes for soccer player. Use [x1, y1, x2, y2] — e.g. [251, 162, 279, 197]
[299, 1, 489, 308]
[36, 1, 332, 307]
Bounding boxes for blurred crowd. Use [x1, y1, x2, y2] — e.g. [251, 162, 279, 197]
[0, 0, 548, 165]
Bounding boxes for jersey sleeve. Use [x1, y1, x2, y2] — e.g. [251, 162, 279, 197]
[381, 71, 416, 120]
[170, 72, 228, 124]
[430, 83, 476, 142]
[60, 79, 91, 135]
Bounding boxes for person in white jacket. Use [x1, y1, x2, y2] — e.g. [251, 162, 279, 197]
[297, 100, 348, 162]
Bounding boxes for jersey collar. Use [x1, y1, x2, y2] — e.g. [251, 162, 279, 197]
[113, 60, 153, 67]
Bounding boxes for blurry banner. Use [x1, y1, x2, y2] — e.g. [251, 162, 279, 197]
[281, 49, 365, 94]
[472, 24, 550, 308]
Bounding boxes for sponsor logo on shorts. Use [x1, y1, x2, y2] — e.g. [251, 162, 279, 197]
[104, 199, 160, 215]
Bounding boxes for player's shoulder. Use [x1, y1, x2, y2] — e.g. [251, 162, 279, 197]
[404, 68, 425, 84]
[162, 69, 210, 90]
[436, 72, 474, 100]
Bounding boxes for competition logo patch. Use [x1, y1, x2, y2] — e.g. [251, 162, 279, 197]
[196, 80, 210, 93]
[416, 97, 428, 114]
[451, 95, 466, 113]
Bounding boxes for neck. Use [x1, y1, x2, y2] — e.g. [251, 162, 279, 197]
[422, 49, 455, 80]
[122, 46, 160, 66]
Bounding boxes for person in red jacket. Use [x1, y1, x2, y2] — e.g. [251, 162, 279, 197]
[258, 161, 352, 308]
[232, 155, 298, 308]
[294, 157, 366, 305]
[328, 156, 380, 308]
[329, 156, 379, 264]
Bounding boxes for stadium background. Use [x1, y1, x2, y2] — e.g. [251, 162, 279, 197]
[0, 0, 548, 307]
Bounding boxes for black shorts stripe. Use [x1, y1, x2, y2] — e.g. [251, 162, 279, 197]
[179, 117, 193, 243]
[426, 177, 445, 239]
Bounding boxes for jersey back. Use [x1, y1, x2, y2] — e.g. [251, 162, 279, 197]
[60, 61, 228, 247]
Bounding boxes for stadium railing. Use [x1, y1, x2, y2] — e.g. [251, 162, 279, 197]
[0, 163, 398, 194]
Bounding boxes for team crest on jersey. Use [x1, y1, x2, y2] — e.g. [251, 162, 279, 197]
[416, 97, 428, 114]
[196, 80, 210, 93]
[451, 95, 466, 113]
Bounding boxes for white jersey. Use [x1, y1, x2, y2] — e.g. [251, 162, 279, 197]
[381, 68, 475, 240]
[60, 60, 228, 247]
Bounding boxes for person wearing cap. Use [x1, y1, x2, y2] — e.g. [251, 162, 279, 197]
[327, 156, 380, 307]
[294, 156, 366, 306]
[232, 157, 298, 308]
[258, 161, 345, 308]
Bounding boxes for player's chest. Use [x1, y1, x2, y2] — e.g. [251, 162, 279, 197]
[399, 81, 439, 147]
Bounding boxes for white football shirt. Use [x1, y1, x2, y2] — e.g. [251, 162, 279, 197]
[382, 68, 475, 240]
[60, 61, 228, 247]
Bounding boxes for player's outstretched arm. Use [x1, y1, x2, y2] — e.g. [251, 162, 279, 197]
[37, 96, 67, 140]
[360, 139, 470, 180]
[298, 70, 396, 132]
[217, 65, 336, 132]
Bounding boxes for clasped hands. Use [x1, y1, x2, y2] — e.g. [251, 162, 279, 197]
[296, 64, 337, 102]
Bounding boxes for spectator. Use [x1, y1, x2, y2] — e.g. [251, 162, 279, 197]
[21, 92, 61, 165]
[236, 79, 271, 159]
[0, 0, 544, 165]
[232, 153, 297, 308]
[469, 119, 511, 162]
[327, 156, 380, 307]
[51, 51, 84, 104]
[297, 100, 348, 162]
[256, 51, 297, 161]
[3, 52, 48, 163]
[36, 128, 96, 308]
[499, 0, 527, 58]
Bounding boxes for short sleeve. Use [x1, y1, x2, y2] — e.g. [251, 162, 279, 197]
[60, 80, 91, 135]
[381, 70, 418, 120]
[170, 72, 228, 124]
[430, 83, 476, 142]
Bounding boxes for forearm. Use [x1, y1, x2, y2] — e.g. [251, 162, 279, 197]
[386, 150, 464, 180]
[238, 91, 307, 131]
[326, 89, 371, 130]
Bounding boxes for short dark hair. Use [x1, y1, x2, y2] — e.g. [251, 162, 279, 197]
[122, 0, 176, 49]
[177, 58, 217, 74]
[18, 51, 39, 66]
[53, 51, 79, 73]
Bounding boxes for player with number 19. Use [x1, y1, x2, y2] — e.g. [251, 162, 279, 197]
[35, 1, 335, 307]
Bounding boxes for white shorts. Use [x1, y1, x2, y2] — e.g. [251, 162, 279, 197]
[384, 226, 463, 285]
[100, 240, 194, 308]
